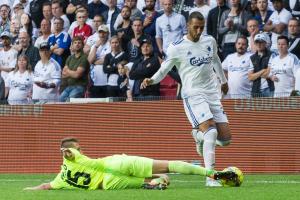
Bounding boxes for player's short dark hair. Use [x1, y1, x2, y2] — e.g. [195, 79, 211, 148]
[277, 35, 289, 44]
[61, 138, 79, 148]
[188, 12, 204, 23]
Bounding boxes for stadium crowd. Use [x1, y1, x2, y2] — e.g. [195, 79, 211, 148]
[0, 0, 299, 104]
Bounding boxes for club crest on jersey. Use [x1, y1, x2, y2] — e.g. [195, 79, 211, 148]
[190, 56, 212, 66]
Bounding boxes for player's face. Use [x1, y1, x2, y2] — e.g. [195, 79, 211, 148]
[235, 38, 247, 54]
[187, 18, 205, 42]
[72, 142, 81, 152]
[277, 39, 288, 54]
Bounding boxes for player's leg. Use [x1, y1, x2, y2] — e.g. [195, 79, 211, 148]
[151, 160, 237, 182]
[183, 96, 213, 158]
[216, 122, 231, 146]
[152, 160, 214, 177]
[183, 96, 218, 180]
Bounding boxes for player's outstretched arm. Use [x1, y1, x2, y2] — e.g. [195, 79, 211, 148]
[23, 183, 52, 190]
[140, 78, 153, 89]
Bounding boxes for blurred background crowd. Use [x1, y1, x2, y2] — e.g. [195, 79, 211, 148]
[0, 0, 299, 104]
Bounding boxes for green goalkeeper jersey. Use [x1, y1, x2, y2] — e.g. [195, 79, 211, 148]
[50, 148, 105, 190]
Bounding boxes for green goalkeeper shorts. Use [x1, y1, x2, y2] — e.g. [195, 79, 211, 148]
[103, 154, 153, 177]
[102, 154, 153, 190]
[102, 173, 145, 190]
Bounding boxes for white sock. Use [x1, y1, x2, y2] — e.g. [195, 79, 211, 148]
[203, 127, 217, 170]
[197, 130, 203, 141]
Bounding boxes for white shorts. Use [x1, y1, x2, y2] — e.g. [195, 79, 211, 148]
[183, 94, 228, 128]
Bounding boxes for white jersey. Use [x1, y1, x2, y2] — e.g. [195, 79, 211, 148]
[269, 53, 300, 97]
[32, 58, 61, 101]
[5, 70, 33, 105]
[151, 35, 226, 98]
[0, 47, 18, 81]
[222, 52, 252, 98]
[90, 42, 111, 86]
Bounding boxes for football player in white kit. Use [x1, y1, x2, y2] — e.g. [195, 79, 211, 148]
[141, 12, 231, 187]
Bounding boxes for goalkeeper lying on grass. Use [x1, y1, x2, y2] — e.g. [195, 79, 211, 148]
[24, 138, 237, 190]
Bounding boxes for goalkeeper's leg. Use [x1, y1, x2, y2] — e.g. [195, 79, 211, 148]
[152, 160, 237, 182]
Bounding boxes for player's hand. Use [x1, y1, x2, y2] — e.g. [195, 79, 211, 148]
[141, 78, 153, 89]
[61, 148, 75, 160]
[23, 187, 36, 190]
[221, 83, 229, 95]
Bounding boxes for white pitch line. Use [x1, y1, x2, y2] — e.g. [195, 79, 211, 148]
[1, 179, 300, 184]
[172, 180, 300, 184]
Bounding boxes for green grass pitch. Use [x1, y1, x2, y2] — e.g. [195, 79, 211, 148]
[0, 174, 299, 200]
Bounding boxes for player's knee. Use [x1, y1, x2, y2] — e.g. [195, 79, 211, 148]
[216, 139, 231, 146]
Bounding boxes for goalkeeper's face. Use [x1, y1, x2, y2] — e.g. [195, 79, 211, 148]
[72, 142, 82, 153]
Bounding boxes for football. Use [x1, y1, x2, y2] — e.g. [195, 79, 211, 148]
[221, 166, 244, 187]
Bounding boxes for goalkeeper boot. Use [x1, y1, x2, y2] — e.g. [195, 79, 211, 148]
[213, 170, 237, 182]
[191, 129, 204, 156]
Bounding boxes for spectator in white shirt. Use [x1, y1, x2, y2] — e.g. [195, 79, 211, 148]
[269, 35, 300, 97]
[32, 42, 61, 103]
[263, 0, 292, 52]
[0, 31, 18, 82]
[222, 36, 252, 98]
[5, 54, 33, 105]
